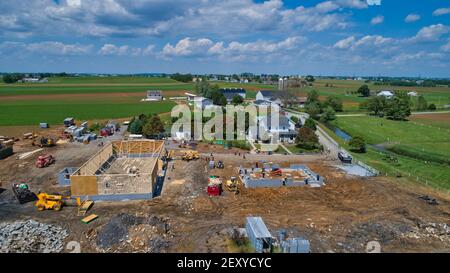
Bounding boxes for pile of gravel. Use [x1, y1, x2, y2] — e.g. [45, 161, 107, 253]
[96, 213, 142, 249]
[0, 220, 68, 253]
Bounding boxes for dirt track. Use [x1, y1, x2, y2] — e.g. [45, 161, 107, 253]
[0, 141, 449, 253]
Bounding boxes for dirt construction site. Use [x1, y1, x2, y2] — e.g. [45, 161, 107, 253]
[0, 134, 450, 253]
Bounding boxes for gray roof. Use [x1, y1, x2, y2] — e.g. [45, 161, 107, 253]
[259, 90, 278, 98]
[223, 93, 241, 100]
[246, 217, 272, 238]
[254, 100, 271, 105]
[220, 88, 246, 94]
[261, 115, 291, 129]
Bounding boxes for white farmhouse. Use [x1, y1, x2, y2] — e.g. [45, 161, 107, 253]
[377, 90, 394, 98]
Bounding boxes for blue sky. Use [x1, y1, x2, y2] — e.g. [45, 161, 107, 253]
[1, 0, 450, 77]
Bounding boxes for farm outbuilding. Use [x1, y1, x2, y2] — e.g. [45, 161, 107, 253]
[70, 140, 165, 201]
[145, 90, 163, 101]
[246, 217, 273, 253]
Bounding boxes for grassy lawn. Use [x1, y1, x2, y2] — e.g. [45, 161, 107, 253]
[331, 116, 450, 164]
[320, 116, 450, 191]
[283, 144, 321, 154]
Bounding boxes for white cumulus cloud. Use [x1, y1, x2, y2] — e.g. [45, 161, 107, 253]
[405, 14, 421, 23]
[371, 15, 384, 25]
[433, 7, 450, 16]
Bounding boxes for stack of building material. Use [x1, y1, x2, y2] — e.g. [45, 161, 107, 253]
[16, 148, 43, 160]
[23, 133, 34, 140]
[281, 238, 310, 253]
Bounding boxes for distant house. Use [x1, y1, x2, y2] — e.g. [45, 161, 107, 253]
[253, 100, 272, 107]
[19, 77, 47, 83]
[144, 90, 163, 101]
[185, 92, 197, 102]
[194, 97, 214, 109]
[256, 90, 282, 106]
[377, 90, 394, 98]
[249, 113, 297, 143]
[219, 88, 246, 103]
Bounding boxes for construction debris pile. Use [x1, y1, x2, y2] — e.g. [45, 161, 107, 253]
[93, 213, 173, 253]
[0, 220, 68, 253]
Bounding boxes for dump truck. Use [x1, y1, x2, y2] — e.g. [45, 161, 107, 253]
[207, 176, 223, 196]
[36, 154, 55, 168]
[182, 150, 199, 161]
[35, 193, 82, 211]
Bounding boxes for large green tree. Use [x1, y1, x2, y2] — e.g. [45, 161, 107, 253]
[349, 136, 367, 153]
[231, 95, 244, 105]
[357, 85, 371, 97]
[323, 96, 343, 112]
[416, 95, 428, 111]
[303, 118, 317, 131]
[367, 96, 387, 116]
[142, 114, 165, 138]
[295, 127, 321, 150]
[385, 96, 411, 120]
[320, 107, 336, 123]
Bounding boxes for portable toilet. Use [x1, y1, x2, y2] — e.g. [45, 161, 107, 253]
[39, 123, 49, 129]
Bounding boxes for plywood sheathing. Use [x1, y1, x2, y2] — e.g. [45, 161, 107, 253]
[71, 175, 98, 196]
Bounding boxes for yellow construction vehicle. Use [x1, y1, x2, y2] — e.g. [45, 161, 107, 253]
[226, 177, 240, 194]
[182, 150, 199, 161]
[35, 193, 81, 211]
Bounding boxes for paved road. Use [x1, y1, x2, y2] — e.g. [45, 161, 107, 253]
[285, 109, 340, 158]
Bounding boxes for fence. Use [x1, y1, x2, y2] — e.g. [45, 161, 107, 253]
[357, 149, 450, 195]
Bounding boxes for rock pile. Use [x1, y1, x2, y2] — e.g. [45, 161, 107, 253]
[0, 220, 68, 253]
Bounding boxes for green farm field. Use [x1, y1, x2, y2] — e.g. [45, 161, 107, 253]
[291, 79, 450, 112]
[325, 115, 450, 190]
[0, 76, 276, 126]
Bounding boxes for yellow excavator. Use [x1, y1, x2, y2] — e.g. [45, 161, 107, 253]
[35, 193, 81, 211]
[225, 177, 240, 195]
[181, 150, 199, 161]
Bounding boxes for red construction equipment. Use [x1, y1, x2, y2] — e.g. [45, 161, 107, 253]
[207, 176, 223, 197]
[270, 169, 283, 176]
[36, 154, 55, 168]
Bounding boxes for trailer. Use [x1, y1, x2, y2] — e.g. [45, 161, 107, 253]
[0, 145, 13, 160]
[64, 118, 75, 127]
